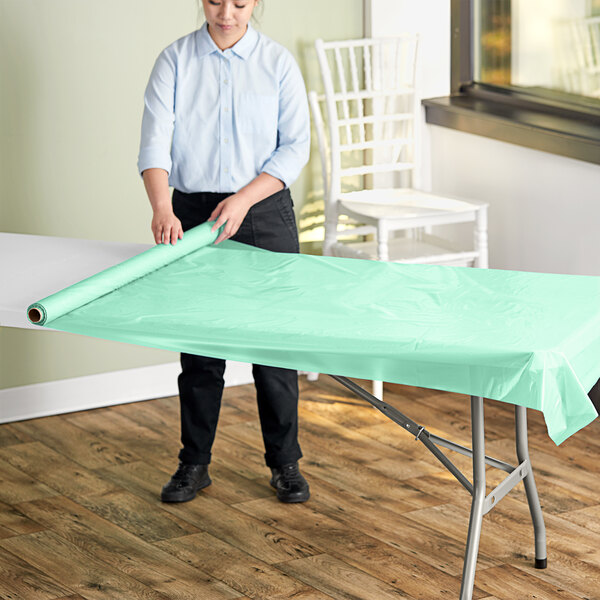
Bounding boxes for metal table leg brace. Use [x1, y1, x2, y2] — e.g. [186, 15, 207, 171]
[329, 376, 547, 600]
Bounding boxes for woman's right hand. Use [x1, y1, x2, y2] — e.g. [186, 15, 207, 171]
[151, 209, 184, 245]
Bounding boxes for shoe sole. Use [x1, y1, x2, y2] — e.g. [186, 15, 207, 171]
[270, 479, 310, 503]
[276, 491, 310, 503]
[160, 478, 212, 503]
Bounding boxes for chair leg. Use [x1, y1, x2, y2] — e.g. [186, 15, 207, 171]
[515, 405, 547, 569]
[474, 206, 488, 268]
[460, 396, 486, 600]
[372, 380, 383, 400]
[377, 221, 389, 261]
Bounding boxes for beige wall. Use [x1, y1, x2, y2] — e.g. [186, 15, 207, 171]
[0, 0, 363, 389]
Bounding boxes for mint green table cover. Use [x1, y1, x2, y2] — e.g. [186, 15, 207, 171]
[28, 222, 600, 445]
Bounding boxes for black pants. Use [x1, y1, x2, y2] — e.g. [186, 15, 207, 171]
[172, 187, 302, 468]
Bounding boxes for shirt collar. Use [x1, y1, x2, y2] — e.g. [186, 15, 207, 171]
[196, 22, 258, 60]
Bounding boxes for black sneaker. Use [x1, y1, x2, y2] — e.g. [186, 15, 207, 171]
[270, 462, 310, 503]
[161, 462, 211, 503]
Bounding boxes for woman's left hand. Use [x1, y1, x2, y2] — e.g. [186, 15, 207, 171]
[208, 193, 253, 244]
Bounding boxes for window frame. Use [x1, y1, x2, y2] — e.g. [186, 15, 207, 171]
[422, 0, 600, 165]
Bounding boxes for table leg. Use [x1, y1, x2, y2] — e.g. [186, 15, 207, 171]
[460, 396, 486, 600]
[515, 405, 547, 569]
[328, 378, 547, 595]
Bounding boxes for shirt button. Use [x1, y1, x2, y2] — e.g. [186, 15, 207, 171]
[224, 79, 229, 84]
[224, 107, 229, 112]
[224, 167, 229, 173]
[224, 138, 229, 144]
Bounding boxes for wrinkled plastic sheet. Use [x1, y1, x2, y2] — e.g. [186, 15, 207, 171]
[28, 222, 600, 444]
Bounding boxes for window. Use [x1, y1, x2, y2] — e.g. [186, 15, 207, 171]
[477, 0, 600, 98]
[423, 0, 600, 165]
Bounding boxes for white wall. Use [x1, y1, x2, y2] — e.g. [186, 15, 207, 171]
[368, 0, 600, 276]
[366, 0, 450, 99]
[429, 126, 600, 275]
[366, 0, 450, 190]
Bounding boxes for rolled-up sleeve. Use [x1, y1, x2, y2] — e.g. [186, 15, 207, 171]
[137, 49, 176, 176]
[261, 53, 310, 188]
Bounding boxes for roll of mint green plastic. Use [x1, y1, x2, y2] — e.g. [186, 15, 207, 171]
[27, 222, 222, 326]
[28, 221, 600, 445]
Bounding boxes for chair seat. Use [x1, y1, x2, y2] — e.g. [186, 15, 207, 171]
[338, 188, 485, 222]
[330, 234, 480, 266]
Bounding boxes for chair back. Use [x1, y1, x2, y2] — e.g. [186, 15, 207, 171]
[315, 36, 420, 204]
[308, 90, 330, 202]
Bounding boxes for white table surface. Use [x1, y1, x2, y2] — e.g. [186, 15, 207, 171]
[0, 232, 152, 329]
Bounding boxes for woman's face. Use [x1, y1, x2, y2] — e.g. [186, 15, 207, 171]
[202, 0, 259, 48]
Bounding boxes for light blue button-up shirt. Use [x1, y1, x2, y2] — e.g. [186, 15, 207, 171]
[138, 23, 310, 193]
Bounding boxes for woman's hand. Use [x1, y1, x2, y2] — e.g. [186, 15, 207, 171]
[152, 208, 184, 245]
[208, 193, 252, 244]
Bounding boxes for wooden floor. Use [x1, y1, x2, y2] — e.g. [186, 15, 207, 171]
[0, 377, 599, 600]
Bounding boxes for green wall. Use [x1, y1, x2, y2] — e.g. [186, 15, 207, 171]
[0, 0, 363, 389]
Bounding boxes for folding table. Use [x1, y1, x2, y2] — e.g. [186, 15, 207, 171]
[18, 222, 600, 599]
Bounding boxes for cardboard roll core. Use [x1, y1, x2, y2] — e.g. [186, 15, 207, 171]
[28, 307, 42, 323]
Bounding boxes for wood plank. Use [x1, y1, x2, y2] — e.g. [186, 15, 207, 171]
[0, 423, 35, 447]
[301, 451, 441, 513]
[0, 545, 73, 599]
[95, 460, 174, 506]
[0, 530, 175, 600]
[276, 553, 418, 600]
[488, 497, 600, 566]
[98, 458, 273, 509]
[156, 531, 329, 599]
[66, 410, 176, 463]
[78, 489, 202, 543]
[212, 429, 277, 480]
[475, 564, 583, 600]
[484, 439, 598, 515]
[98, 462, 322, 565]
[308, 463, 443, 515]
[267, 473, 489, 577]
[227, 407, 443, 481]
[286, 475, 501, 577]
[162, 493, 323, 565]
[12, 415, 140, 469]
[484, 437, 600, 505]
[0, 453, 58, 504]
[0, 498, 46, 538]
[509, 547, 600, 600]
[0, 442, 120, 500]
[356, 419, 464, 460]
[200, 461, 274, 505]
[403, 494, 600, 571]
[234, 496, 489, 599]
[402, 501, 534, 563]
[12, 497, 243, 598]
[109, 396, 182, 434]
[235, 495, 497, 579]
[560, 504, 600, 535]
[112, 393, 255, 431]
[299, 379, 389, 430]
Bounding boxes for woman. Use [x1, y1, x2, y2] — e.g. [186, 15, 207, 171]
[138, 0, 310, 503]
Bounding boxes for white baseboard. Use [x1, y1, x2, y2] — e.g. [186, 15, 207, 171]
[0, 361, 254, 424]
